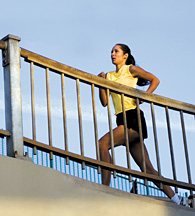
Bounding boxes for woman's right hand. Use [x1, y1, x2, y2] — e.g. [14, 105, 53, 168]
[97, 72, 108, 107]
[98, 72, 106, 79]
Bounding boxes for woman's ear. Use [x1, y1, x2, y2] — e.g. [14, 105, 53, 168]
[124, 53, 128, 60]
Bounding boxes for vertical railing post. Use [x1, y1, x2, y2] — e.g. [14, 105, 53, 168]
[2, 35, 23, 157]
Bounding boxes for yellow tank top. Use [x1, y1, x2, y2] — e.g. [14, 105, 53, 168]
[106, 65, 138, 115]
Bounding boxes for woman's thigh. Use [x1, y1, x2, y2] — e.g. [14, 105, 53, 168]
[129, 141, 154, 172]
[99, 127, 140, 150]
[99, 125, 125, 149]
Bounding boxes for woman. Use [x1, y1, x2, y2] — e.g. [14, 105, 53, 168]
[98, 43, 183, 205]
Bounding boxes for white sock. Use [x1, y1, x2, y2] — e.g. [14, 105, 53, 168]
[171, 194, 180, 205]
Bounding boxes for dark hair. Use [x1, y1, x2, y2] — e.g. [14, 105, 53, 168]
[116, 43, 150, 86]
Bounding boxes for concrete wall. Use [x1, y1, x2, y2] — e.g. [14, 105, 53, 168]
[0, 155, 194, 216]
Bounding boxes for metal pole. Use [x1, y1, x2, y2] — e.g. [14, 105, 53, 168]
[46, 68, 53, 167]
[136, 98, 147, 186]
[165, 106, 178, 193]
[30, 62, 37, 155]
[121, 94, 132, 182]
[106, 89, 116, 178]
[91, 84, 101, 174]
[76, 79, 85, 170]
[150, 103, 163, 190]
[180, 111, 193, 195]
[2, 35, 24, 157]
[61, 73, 69, 165]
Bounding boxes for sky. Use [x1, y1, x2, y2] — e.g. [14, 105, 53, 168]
[0, 0, 195, 192]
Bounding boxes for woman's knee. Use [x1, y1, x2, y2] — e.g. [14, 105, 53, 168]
[138, 164, 155, 174]
[99, 139, 104, 150]
[99, 138, 109, 152]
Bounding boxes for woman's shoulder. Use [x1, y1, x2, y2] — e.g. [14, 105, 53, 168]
[128, 64, 140, 76]
[106, 70, 115, 79]
[122, 64, 134, 75]
[127, 64, 135, 72]
[123, 64, 132, 71]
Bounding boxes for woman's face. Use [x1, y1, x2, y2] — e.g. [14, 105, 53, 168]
[111, 45, 127, 65]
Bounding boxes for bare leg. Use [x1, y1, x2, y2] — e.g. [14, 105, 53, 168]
[99, 125, 139, 186]
[99, 126, 175, 198]
[130, 139, 175, 199]
[99, 125, 129, 185]
[100, 150, 112, 186]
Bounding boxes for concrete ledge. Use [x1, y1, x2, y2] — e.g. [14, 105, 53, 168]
[0, 155, 194, 216]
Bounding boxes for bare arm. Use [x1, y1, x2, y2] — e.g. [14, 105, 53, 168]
[129, 65, 160, 93]
[98, 72, 108, 107]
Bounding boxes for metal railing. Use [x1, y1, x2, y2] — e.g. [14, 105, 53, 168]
[2, 136, 185, 198]
[0, 35, 195, 206]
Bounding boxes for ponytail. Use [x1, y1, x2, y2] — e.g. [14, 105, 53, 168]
[116, 43, 150, 86]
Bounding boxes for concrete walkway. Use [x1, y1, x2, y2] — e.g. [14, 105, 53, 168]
[0, 155, 194, 216]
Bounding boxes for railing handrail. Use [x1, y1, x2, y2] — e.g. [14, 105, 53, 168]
[20, 47, 195, 114]
[0, 129, 10, 138]
[0, 40, 6, 50]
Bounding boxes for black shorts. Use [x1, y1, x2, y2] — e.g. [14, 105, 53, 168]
[116, 108, 148, 139]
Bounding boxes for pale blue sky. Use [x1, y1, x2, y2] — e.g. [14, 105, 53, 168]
[1, 0, 195, 103]
[0, 0, 195, 188]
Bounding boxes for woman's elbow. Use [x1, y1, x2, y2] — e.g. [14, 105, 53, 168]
[156, 78, 160, 86]
[152, 76, 160, 86]
[154, 77, 160, 86]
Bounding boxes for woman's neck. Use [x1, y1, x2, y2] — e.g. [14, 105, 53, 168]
[116, 63, 125, 72]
